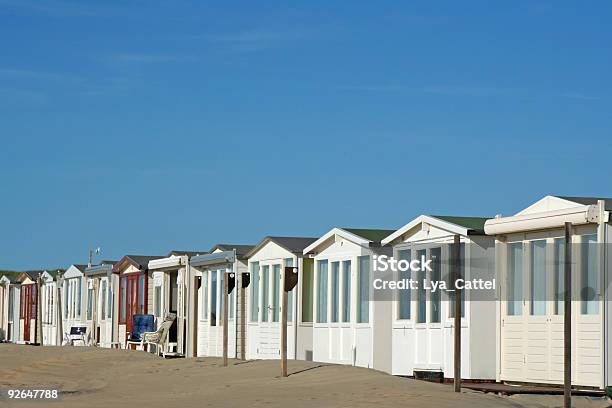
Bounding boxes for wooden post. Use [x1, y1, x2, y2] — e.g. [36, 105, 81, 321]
[564, 222, 572, 408]
[281, 269, 288, 377]
[223, 272, 229, 367]
[240, 275, 246, 360]
[453, 235, 461, 392]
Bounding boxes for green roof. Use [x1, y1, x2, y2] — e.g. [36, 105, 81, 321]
[342, 228, 397, 243]
[431, 215, 489, 234]
[0, 271, 20, 283]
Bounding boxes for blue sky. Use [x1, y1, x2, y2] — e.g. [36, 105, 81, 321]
[1, 1, 611, 270]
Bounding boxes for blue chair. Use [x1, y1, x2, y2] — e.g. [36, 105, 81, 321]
[126, 314, 155, 350]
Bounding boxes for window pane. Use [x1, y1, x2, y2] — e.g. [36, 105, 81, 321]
[250, 263, 259, 322]
[202, 272, 209, 321]
[155, 286, 162, 318]
[530, 240, 547, 315]
[416, 249, 426, 323]
[262, 266, 270, 322]
[138, 274, 145, 314]
[101, 281, 107, 320]
[120, 278, 126, 322]
[211, 271, 217, 326]
[301, 259, 314, 323]
[76, 278, 81, 318]
[342, 260, 351, 323]
[430, 248, 441, 323]
[87, 288, 94, 320]
[8, 287, 13, 319]
[107, 282, 112, 319]
[285, 258, 294, 322]
[171, 274, 178, 312]
[272, 265, 280, 322]
[317, 260, 328, 323]
[357, 256, 370, 324]
[507, 243, 523, 316]
[398, 250, 411, 320]
[331, 262, 340, 322]
[63, 282, 68, 318]
[581, 234, 599, 315]
[554, 239, 565, 315]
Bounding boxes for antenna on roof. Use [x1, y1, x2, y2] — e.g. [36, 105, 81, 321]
[88, 247, 102, 268]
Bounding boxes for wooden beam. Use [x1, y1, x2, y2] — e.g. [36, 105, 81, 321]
[564, 222, 572, 408]
[240, 274, 246, 360]
[281, 269, 288, 378]
[453, 234, 461, 392]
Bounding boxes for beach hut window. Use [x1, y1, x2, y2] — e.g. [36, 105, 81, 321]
[357, 256, 370, 324]
[554, 239, 565, 315]
[107, 284, 112, 319]
[250, 263, 259, 322]
[580, 234, 599, 315]
[331, 262, 340, 323]
[262, 266, 270, 322]
[87, 287, 94, 320]
[272, 265, 281, 322]
[398, 249, 411, 320]
[301, 258, 314, 323]
[76, 278, 81, 318]
[430, 248, 441, 323]
[284, 258, 294, 322]
[416, 250, 426, 323]
[211, 271, 218, 326]
[506, 242, 523, 316]
[530, 240, 547, 316]
[200, 272, 209, 321]
[8, 288, 13, 321]
[154, 286, 162, 318]
[64, 282, 69, 318]
[138, 274, 145, 314]
[120, 277, 127, 323]
[342, 260, 351, 323]
[449, 244, 465, 318]
[100, 281, 107, 320]
[317, 260, 328, 323]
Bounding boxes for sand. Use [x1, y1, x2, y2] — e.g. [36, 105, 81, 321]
[0, 344, 609, 408]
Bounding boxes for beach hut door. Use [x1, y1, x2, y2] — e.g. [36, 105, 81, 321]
[258, 264, 282, 359]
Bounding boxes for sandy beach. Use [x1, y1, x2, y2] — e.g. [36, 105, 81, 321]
[0, 344, 609, 408]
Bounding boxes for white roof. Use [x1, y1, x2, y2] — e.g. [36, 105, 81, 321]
[303, 227, 372, 254]
[381, 215, 470, 246]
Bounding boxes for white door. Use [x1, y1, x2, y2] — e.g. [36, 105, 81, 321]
[501, 236, 602, 387]
[258, 264, 281, 359]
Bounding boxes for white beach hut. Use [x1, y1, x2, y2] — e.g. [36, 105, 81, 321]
[484, 195, 612, 389]
[381, 215, 496, 381]
[0, 273, 18, 342]
[61, 264, 88, 342]
[1, 273, 22, 343]
[40, 270, 60, 346]
[84, 261, 117, 347]
[303, 228, 394, 372]
[148, 251, 205, 357]
[245, 236, 316, 361]
[189, 244, 254, 359]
